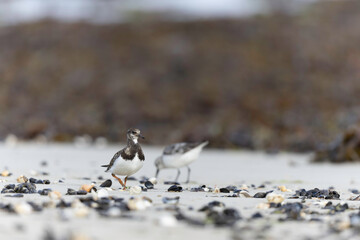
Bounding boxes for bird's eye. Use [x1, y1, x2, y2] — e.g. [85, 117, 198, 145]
[132, 131, 136, 134]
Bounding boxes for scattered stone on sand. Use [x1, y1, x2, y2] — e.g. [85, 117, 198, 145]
[48, 191, 62, 200]
[238, 191, 252, 198]
[266, 193, 285, 204]
[155, 214, 178, 227]
[162, 196, 180, 205]
[80, 184, 95, 193]
[129, 186, 142, 195]
[168, 185, 183, 192]
[17, 175, 28, 183]
[1, 170, 12, 177]
[293, 188, 340, 199]
[144, 181, 154, 189]
[278, 186, 291, 192]
[100, 179, 112, 188]
[127, 197, 152, 211]
[148, 177, 157, 185]
[253, 191, 272, 198]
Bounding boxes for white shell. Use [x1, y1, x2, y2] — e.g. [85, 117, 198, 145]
[129, 186, 142, 195]
[266, 193, 285, 204]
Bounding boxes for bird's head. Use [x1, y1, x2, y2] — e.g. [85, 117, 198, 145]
[127, 128, 144, 144]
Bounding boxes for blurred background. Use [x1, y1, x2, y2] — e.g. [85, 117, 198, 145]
[0, 0, 359, 152]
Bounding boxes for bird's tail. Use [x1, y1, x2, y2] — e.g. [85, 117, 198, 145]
[101, 164, 109, 168]
[199, 141, 209, 148]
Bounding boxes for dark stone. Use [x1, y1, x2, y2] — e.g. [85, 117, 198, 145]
[100, 179, 112, 188]
[251, 212, 263, 219]
[220, 188, 230, 193]
[43, 180, 50, 184]
[168, 185, 182, 192]
[350, 189, 359, 194]
[66, 188, 77, 195]
[76, 190, 88, 195]
[29, 178, 37, 184]
[38, 189, 52, 196]
[253, 192, 267, 198]
[35, 179, 44, 184]
[144, 181, 154, 189]
[162, 196, 180, 204]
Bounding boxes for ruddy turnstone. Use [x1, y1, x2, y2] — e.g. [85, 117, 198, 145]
[154, 141, 208, 183]
[101, 128, 145, 189]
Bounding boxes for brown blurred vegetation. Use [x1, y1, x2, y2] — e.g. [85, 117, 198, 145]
[0, 1, 360, 151]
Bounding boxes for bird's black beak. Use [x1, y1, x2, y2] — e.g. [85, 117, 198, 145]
[139, 134, 145, 139]
[155, 168, 159, 178]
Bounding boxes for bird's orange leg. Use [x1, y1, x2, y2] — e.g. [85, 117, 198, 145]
[112, 174, 125, 188]
[123, 176, 128, 190]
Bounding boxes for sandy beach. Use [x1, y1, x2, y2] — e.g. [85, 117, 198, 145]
[1, 143, 360, 240]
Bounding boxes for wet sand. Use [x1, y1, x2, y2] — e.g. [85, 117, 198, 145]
[1, 143, 360, 240]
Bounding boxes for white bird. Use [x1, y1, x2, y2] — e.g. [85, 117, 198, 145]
[101, 128, 145, 189]
[154, 141, 208, 183]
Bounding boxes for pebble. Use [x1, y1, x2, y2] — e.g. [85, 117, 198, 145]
[144, 181, 154, 189]
[278, 186, 291, 192]
[14, 202, 33, 215]
[168, 185, 182, 192]
[219, 188, 230, 193]
[129, 186, 142, 195]
[100, 179, 112, 188]
[148, 177, 157, 185]
[1, 170, 12, 177]
[97, 188, 109, 199]
[127, 197, 152, 211]
[155, 214, 178, 227]
[38, 189, 52, 196]
[49, 191, 62, 200]
[66, 188, 77, 195]
[251, 212, 263, 219]
[253, 192, 268, 198]
[294, 188, 340, 199]
[266, 193, 285, 204]
[81, 184, 95, 193]
[162, 196, 180, 204]
[239, 191, 252, 198]
[17, 175, 28, 183]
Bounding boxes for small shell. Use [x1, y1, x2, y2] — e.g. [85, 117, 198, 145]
[278, 185, 291, 192]
[239, 191, 252, 198]
[106, 207, 122, 217]
[97, 188, 109, 198]
[212, 187, 220, 193]
[1, 170, 11, 177]
[128, 197, 152, 210]
[155, 214, 178, 227]
[14, 202, 33, 215]
[256, 202, 270, 209]
[49, 191, 62, 200]
[239, 184, 248, 190]
[129, 186, 142, 195]
[17, 175, 28, 183]
[81, 184, 95, 193]
[71, 199, 90, 218]
[266, 193, 285, 204]
[148, 177, 158, 185]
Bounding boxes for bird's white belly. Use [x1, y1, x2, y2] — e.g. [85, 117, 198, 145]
[111, 154, 144, 176]
[163, 149, 200, 168]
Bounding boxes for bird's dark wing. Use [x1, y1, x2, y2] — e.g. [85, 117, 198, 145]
[163, 142, 203, 155]
[102, 149, 124, 172]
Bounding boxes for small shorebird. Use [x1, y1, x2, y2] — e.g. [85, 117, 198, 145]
[101, 128, 145, 189]
[155, 141, 208, 183]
